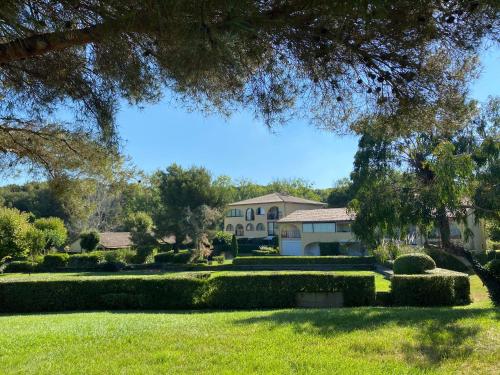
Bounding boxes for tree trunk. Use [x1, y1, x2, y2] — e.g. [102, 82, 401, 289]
[437, 208, 451, 249]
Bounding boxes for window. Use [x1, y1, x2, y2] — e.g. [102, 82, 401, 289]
[268, 222, 279, 236]
[336, 222, 351, 232]
[256, 207, 265, 215]
[226, 209, 242, 217]
[303, 223, 313, 233]
[246, 223, 254, 231]
[267, 206, 281, 220]
[225, 224, 234, 232]
[302, 223, 336, 233]
[256, 223, 265, 231]
[245, 208, 255, 221]
[235, 224, 244, 236]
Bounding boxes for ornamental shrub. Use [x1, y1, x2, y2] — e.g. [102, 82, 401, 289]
[231, 235, 239, 257]
[42, 253, 69, 270]
[80, 231, 100, 251]
[154, 250, 191, 264]
[392, 269, 470, 306]
[212, 231, 232, 255]
[213, 255, 225, 264]
[251, 246, 279, 256]
[393, 253, 436, 274]
[67, 253, 105, 269]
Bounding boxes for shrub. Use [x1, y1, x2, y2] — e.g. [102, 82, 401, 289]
[42, 253, 69, 270]
[212, 231, 232, 255]
[154, 250, 191, 264]
[100, 248, 136, 264]
[67, 253, 105, 269]
[233, 256, 375, 265]
[485, 259, 500, 278]
[80, 231, 100, 251]
[392, 269, 470, 306]
[424, 247, 469, 273]
[202, 273, 375, 308]
[0, 276, 205, 312]
[3, 261, 39, 273]
[319, 242, 340, 256]
[213, 255, 225, 264]
[393, 253, 436, 275]
[231, 235, 239, 257]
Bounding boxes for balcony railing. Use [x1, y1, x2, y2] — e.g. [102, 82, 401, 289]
[281, 230, 301, 239]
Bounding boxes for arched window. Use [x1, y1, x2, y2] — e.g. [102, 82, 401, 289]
[225, 224, 234, 232]
[256, 223, 265, 231]
[256, 207, 265, 215]
[245, 208, 255, 221]
[246, 223, 254, 231]
[267, 206, 280, 220]
[235, 224, 244, 236]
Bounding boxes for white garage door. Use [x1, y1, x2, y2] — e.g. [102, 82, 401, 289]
[281, 240, 302, 256]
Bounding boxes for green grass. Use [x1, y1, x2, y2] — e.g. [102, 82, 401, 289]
[0, 273, 495, 374]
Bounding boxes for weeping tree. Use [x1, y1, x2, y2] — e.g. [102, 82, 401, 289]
[0, 1, 498, 178]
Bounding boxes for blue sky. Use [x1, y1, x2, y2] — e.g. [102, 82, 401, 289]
[5, 47, 499, 188]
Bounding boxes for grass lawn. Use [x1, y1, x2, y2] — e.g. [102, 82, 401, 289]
[0, 274, 496, 374]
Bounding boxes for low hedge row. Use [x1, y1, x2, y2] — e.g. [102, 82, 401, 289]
[0, 272, 375, 312]
[391, 269, 470, 306]
[233, 256, 375, 265]
[154, 250, 191, 264]
[202, 273, 375, 308]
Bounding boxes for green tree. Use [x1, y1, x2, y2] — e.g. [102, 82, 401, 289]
[33, 217, 68, 253]
[79, 231, 100, 252]
[1, 1, 497, 176]
[327, 178, 354, 208]
[125, 211, 157, 263]
[0, 207, 31, 259]
[155, 164, 225, 250]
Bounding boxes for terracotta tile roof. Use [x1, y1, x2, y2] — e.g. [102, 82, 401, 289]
[278, 208, 355, 223]
[98, 232, 133, 249]
[228, 193, 326, 206]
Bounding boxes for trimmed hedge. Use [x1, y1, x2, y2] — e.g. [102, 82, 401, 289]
[485, 259, 500, 278]
[42, 253, 69, 270]
[3, 261, 39, 273]
[424, 247, 469, 273]
[0, 276, 205, 312]
[233, 256, 375, 265]
[154, 250, 191, 264]
[202, 273, 375, 308]
[67, 253, 105, 269]
[393, 253, 436, 275]
[0, 272, 376, 312]
[392, 269, 470, 306]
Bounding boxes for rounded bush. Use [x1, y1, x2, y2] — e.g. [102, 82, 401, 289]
[485, 259, 500, 278]
[393, 253, 436, 275]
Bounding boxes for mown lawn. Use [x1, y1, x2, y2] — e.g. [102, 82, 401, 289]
[0, 275, 496, 374]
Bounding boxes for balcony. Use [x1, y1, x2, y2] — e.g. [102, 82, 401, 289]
[281, 230, 301, 239]
[267, 212, 283, 220]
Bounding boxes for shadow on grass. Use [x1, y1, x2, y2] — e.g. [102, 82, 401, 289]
[235, 307, 499, 369]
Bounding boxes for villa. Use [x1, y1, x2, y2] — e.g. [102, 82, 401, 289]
[224, 193, 487, 256]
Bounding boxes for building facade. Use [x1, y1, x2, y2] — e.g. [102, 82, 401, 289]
[224, 193, 326, 239]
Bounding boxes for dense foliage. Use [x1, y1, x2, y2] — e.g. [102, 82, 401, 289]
[79, 231, 100, 252]
[1, 1, 497, 177]
[233, 256, 375, 265]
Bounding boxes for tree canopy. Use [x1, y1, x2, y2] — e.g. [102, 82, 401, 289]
[0, 1, 498, 176]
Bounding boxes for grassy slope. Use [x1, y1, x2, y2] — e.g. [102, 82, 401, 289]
[0, 275, 497, 374]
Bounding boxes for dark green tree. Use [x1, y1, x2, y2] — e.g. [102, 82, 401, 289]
[79, 231, 100, 252]
[231, 234, 239, 258]
[1, 1, 498, 176]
